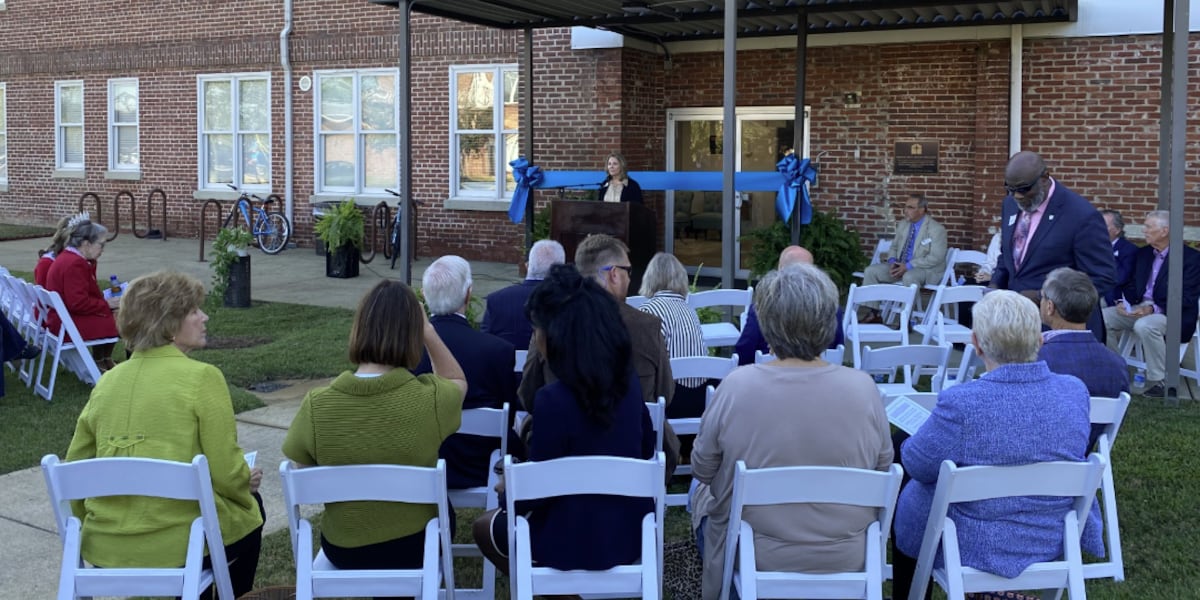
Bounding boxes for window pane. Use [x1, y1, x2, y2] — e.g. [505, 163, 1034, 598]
[320, 77, 354, 132]
[241, 135, 270, 185]
[115, 126, 138, 166]
[113, 81, 138, 124]
[0, 93, 6, 129]
[239, 79, 269, 131]
[0, 134, 7, 179]
[204, 81, 232, 131]
[361, 75, 395, 131]
[502, 71, 519, 130]
[457, 134, 495, 192]
[64, 126, 83, 164]
[323, 134, 356, 187]
[206, 134, 234, 184]
[456, 72, 494, 130]
[60, 86, 83, 123]
[364, 134, 396, 189]
[503, 133, 519, 192]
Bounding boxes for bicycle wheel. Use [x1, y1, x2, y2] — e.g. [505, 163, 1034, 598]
[254, 212, 291, 255]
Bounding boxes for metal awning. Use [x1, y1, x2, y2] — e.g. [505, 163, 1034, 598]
[370, 1, 1076, 42]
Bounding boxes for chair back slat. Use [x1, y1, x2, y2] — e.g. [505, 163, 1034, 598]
[669, 355, 738, 381]
[281, 462, 446, 505]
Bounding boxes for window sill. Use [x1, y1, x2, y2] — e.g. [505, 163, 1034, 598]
[52, 169, 86, 179]
[104, 170, 142, 181]
[308, 193, 396, 207]
[444, 198, 511, 212]
[191, 190, 241, 201]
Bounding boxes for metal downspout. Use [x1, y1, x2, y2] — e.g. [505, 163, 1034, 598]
[281, 0, 294, 226]
[1009, 24, 1022, 156]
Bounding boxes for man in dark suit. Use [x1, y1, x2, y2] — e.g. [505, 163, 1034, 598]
[1102, 211, 1200, 397]
[735, 245, 845, 365]
[480, 239, 565, 351]
[413, 255, 521, 489]
[990, 151, 1116, 341]
[1101, 209, 1139, 307]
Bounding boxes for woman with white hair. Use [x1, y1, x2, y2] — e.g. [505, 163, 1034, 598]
[891, 290, 1104, 600]
[638, 252, 707, 421]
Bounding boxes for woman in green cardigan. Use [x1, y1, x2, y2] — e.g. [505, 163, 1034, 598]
[283, 279, 467, 581]
[65, 271, 265, 598]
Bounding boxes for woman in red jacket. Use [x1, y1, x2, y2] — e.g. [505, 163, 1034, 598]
[44, 215, 120, 370]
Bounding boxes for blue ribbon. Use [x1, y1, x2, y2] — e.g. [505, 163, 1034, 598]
[776, 155, 819, 224]
[507, 157, 543, 224]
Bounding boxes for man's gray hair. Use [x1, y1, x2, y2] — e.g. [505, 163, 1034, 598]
[910, 193, 928, 209]
[1101, 209, 1125, 234]
[422, 255, 472, 315]
[755, 263, 839, 361]
[972, 290, 1042, 365]
[574, 234, 629, 284]
[639, 252, 689, 297]
[1145, 210, 1169, 228]
[527, 239, 565, 280]
[1041, 267, 1097, 324]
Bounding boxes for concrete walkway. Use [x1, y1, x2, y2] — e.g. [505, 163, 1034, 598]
[0, 234, 522, 600]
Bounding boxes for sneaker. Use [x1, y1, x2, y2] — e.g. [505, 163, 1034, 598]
[16, 343, 41, 360]
[1143, 382, 1166, 398]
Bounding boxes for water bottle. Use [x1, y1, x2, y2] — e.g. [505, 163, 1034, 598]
[955, 275, 966, 287]
[109, 274, 122, 297]
[1132, 369, 1146, 392]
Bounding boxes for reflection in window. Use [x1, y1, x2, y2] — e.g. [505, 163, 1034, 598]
[108, 78, 139, 170]
[315, 70, 399, 194]
[0, 83, 7, 184]
[55, 81, 84, 169]
[199, 73, 270, 188]
[450, 65, 519, 198]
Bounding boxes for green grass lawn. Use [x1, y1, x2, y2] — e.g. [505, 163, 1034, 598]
[0, 223, 56, 241]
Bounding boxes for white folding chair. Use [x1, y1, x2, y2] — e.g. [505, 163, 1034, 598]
[666, 355, 738, 506]
[41, 454, 236, 600]
[280, 460, 455, 600]
[504, 453, 666, 600]
[720, 462, 904, 600]
[1083, 392, 1131, 582]
[755, 344, 845, 366]
[913, 285, 986, 346]
[844, 283, 917, 369]
[909, 455, 1107, 600]
[853, 239, 894, 283]
[947, 250, 990, 286]
[860, 344, 950, 402]
[625, 295, 649, 309]
[32, 286, 119, 401]
[7, 277, 46, 386]
[447, 403, 510, 600]
[951, 343, 986, 386]
[909, 248, 959, 323]
[514, 349, 527, 372]
[646, 396, 666, 456]
[689, 287, 754, 349]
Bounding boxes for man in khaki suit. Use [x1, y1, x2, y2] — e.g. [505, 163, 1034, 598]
[860, 193, 948, 322]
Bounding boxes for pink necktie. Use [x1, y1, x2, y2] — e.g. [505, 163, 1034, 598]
[1012, 211, 1032, 268]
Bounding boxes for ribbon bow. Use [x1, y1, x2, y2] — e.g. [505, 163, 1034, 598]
[507, 157, 543, 224]
[776, 154, 819, 224]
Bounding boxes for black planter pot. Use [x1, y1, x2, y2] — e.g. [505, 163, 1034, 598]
[224, 254, 252, 308]
[325, 245, 361, 278]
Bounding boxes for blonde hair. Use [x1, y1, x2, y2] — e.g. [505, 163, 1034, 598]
[118, 271, 207, 352]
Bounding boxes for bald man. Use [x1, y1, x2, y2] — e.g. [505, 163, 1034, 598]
[735, 246, 844, 365]
[990, 151, 1115, 341]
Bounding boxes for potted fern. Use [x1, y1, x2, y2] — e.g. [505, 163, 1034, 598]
[211, 227, 254, 307]
[315, 200, 364, 278]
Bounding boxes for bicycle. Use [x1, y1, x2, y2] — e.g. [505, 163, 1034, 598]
[384, 188, 423, 269]
[223, 184, 291, 255]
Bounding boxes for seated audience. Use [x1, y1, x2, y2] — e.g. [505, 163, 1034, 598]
[0, 317, 39, 397]
[735, 245, 844, 365]
[472, 264, 655, 576]
[1100, 209, 1138, 307]
[481, 239, 565, 351]
[1039, 266, 1129, 447]
[692, 263, 893, 600]
[44, 214, 120, 371]
[891, 290, 1104, 600]
[283, 280, 467, 579]
[1102, 210, 1200, 397]
[859, 194, 948, 323]
[972, 231, 1002, 284]
[412, 255, 523, 489]
[638, 252, 707, 420]
[64, 271, 265, 598]
[34, 215, 72, 286]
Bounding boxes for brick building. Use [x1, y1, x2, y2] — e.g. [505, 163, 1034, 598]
[0, 0, 1196, 275]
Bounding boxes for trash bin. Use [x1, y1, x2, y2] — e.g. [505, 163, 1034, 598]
[312, 201, 337, 255]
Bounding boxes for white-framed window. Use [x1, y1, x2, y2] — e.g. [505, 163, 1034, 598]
[198, 72, 271, 189]
[55, 80, 84, 171]
[107, 78, 139, 171]
[449, 64, 519, 199]
[0, 83, 7, 185]
[314, 69, 399, 194]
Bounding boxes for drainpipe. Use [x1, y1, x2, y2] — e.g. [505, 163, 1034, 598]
[1009, 24, 1022, 156]
[280, 0, 295, 226]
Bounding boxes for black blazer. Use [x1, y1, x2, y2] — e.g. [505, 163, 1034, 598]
[1106, 236, 1139, 306]
[413, 314, 520, 488]
[481, 279, 540, 351]
[1118, 244, 1200, 343]
[596, 176, 643, 203]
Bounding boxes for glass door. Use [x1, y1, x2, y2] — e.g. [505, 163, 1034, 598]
[666, 107, 809, 280]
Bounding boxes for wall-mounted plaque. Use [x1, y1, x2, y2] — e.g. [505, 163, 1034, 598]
[894, 140, 939, 175]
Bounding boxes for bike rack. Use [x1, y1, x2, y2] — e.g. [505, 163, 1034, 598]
[362, 201, 389, 264]
[197, 199, 227, 262]
[132, 188, 169, 240]
[78, 191, 135, 242]
[381, 199, 421, 265]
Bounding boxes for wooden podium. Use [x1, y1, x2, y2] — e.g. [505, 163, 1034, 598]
[550, 200, 657, 291]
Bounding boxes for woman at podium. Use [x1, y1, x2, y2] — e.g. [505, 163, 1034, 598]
[597, 152, 643, 203]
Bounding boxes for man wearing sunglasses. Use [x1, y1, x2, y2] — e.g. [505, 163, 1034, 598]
[990, 151, 1115, 342]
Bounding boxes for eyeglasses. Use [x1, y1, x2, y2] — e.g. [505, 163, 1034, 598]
[604, 265, 633, 275]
